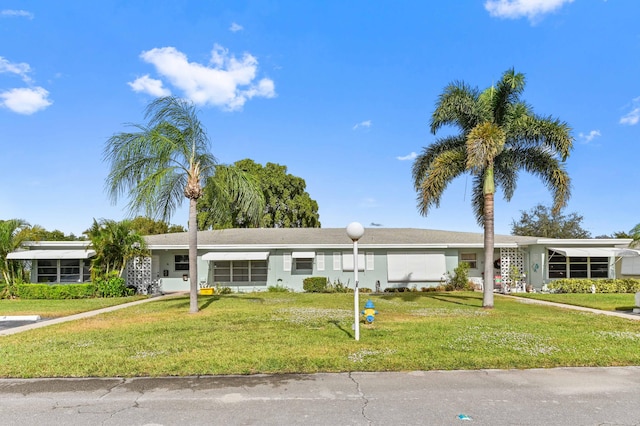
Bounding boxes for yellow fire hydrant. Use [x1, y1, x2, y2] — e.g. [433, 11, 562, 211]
[361, 299, 378, 324]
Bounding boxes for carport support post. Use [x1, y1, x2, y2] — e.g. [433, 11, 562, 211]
[347, 222, 365, 341]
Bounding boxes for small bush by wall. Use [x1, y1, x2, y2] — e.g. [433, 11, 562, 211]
[95, 272, 133, 298]
[303, 277, 328, 293]
[548, 278, 640, 294]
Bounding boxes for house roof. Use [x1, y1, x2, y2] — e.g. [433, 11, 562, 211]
[143, 228, 538, 249]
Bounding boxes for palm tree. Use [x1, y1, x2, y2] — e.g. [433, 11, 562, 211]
[412, 69, 573, 308]
[104, 96, 263, 313]
[0, 219, 33, 296]
[84, 219, 148, 280]
[197, 164, 265, 230]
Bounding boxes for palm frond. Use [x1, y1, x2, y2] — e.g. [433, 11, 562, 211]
[412, 136, 465, 190]
[430, 81, 481, 134]
[415, 149, 466, 216]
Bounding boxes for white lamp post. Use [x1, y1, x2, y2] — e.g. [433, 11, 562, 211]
[346, 222, 365, 341]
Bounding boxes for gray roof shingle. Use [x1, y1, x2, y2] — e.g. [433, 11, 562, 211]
[144, 228, 537, 248]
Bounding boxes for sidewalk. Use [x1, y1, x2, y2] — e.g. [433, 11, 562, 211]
[500, 293, 640, 321]
[0, 292, 187, 336]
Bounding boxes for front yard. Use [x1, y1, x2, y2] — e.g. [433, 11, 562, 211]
[1, 292, 639, 378]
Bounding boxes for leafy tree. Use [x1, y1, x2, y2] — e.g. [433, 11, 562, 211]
[197, 163, 265, 230]
[84, 219, 148, 280]
[103, 96, 263, 313]
[198, 159, 320, 229]
[28, 225, 85, 241]
[511, 204, 590, 238]
[129, 216, 186, 235]
[412, 69, 573, 308]
[0, 219, 33, 292]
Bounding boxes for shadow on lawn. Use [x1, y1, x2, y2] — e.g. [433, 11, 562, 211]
[379, 291, 482, 307]
[329, 320, 353, 339]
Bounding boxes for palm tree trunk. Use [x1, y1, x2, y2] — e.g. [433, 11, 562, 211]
[483, 192, 495, 308]
[189, 197, 199, 313]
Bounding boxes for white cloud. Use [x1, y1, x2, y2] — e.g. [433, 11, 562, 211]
[578, 130, 601, 143]
[229, 22, 243, 32]
[128, 74, 171, 97]
[353, 120, 372, 130]
[484, 0, 574, 21]
[0, 87, 52, 114]
[0, 56, 33, 83]
[620, 97, 640, 126]
[397, 152, 417, 161]
[132, 44, 276, 111]
[1, 9, 34, 19]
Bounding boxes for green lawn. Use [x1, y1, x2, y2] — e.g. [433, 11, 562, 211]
[1, 291, 639, 378]
[0, 296, 147, 318]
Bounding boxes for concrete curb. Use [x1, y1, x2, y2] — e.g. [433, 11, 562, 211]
[0, 292, 188, 336]
[0, 315, 41, 321]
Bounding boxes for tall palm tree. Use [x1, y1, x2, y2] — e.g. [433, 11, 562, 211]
[104, 96, 263, 313]
[629, 223, 640, 248]
[412, 69, 573, 308]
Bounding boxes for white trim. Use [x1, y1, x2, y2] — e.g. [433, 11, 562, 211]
[549, 247, 640, 258]
[283, 253, 292, 272]
[7, 250, 96, 260]
[316, 253, 325, 271]
[291, 251, 316, 259]
[202, 252, 270, 261]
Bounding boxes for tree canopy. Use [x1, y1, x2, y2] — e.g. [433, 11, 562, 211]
[510, 204, 590, 238]
[198, 158, 320, 229]
[128, 216, 186, 235]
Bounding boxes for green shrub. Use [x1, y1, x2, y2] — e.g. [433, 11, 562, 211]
[218, 286, 232, 295]
[359, 287, 372, 293]
[10, 283, 96, 299]
[267, 284, 290, 293]
[303, 277, 328, 293]
[445, 262, 474, 291]
[548, 278, 640, 294]
[95, 272, 133, 298]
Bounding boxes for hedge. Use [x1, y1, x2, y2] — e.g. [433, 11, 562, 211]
[303, 277, 328, 293]
[548, 278, 640, 294]
[0, 283, 97, 299]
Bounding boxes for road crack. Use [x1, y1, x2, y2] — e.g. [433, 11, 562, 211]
[349, 372, 372, 425]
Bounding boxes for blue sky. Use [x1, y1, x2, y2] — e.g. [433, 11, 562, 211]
[1, 0, 638, 238]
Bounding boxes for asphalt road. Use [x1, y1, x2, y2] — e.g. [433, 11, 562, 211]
[2, 367, 640, 425]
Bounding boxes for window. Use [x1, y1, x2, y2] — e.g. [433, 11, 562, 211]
[175, 255, 189, 271]
[36, 259, 90, 283]
[212, 260, 268, 283]
[37, 259, 58, 283]
[547, 251, 609, 279]
[294, 258, 313, 273]
[460, 253, 477, 269]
